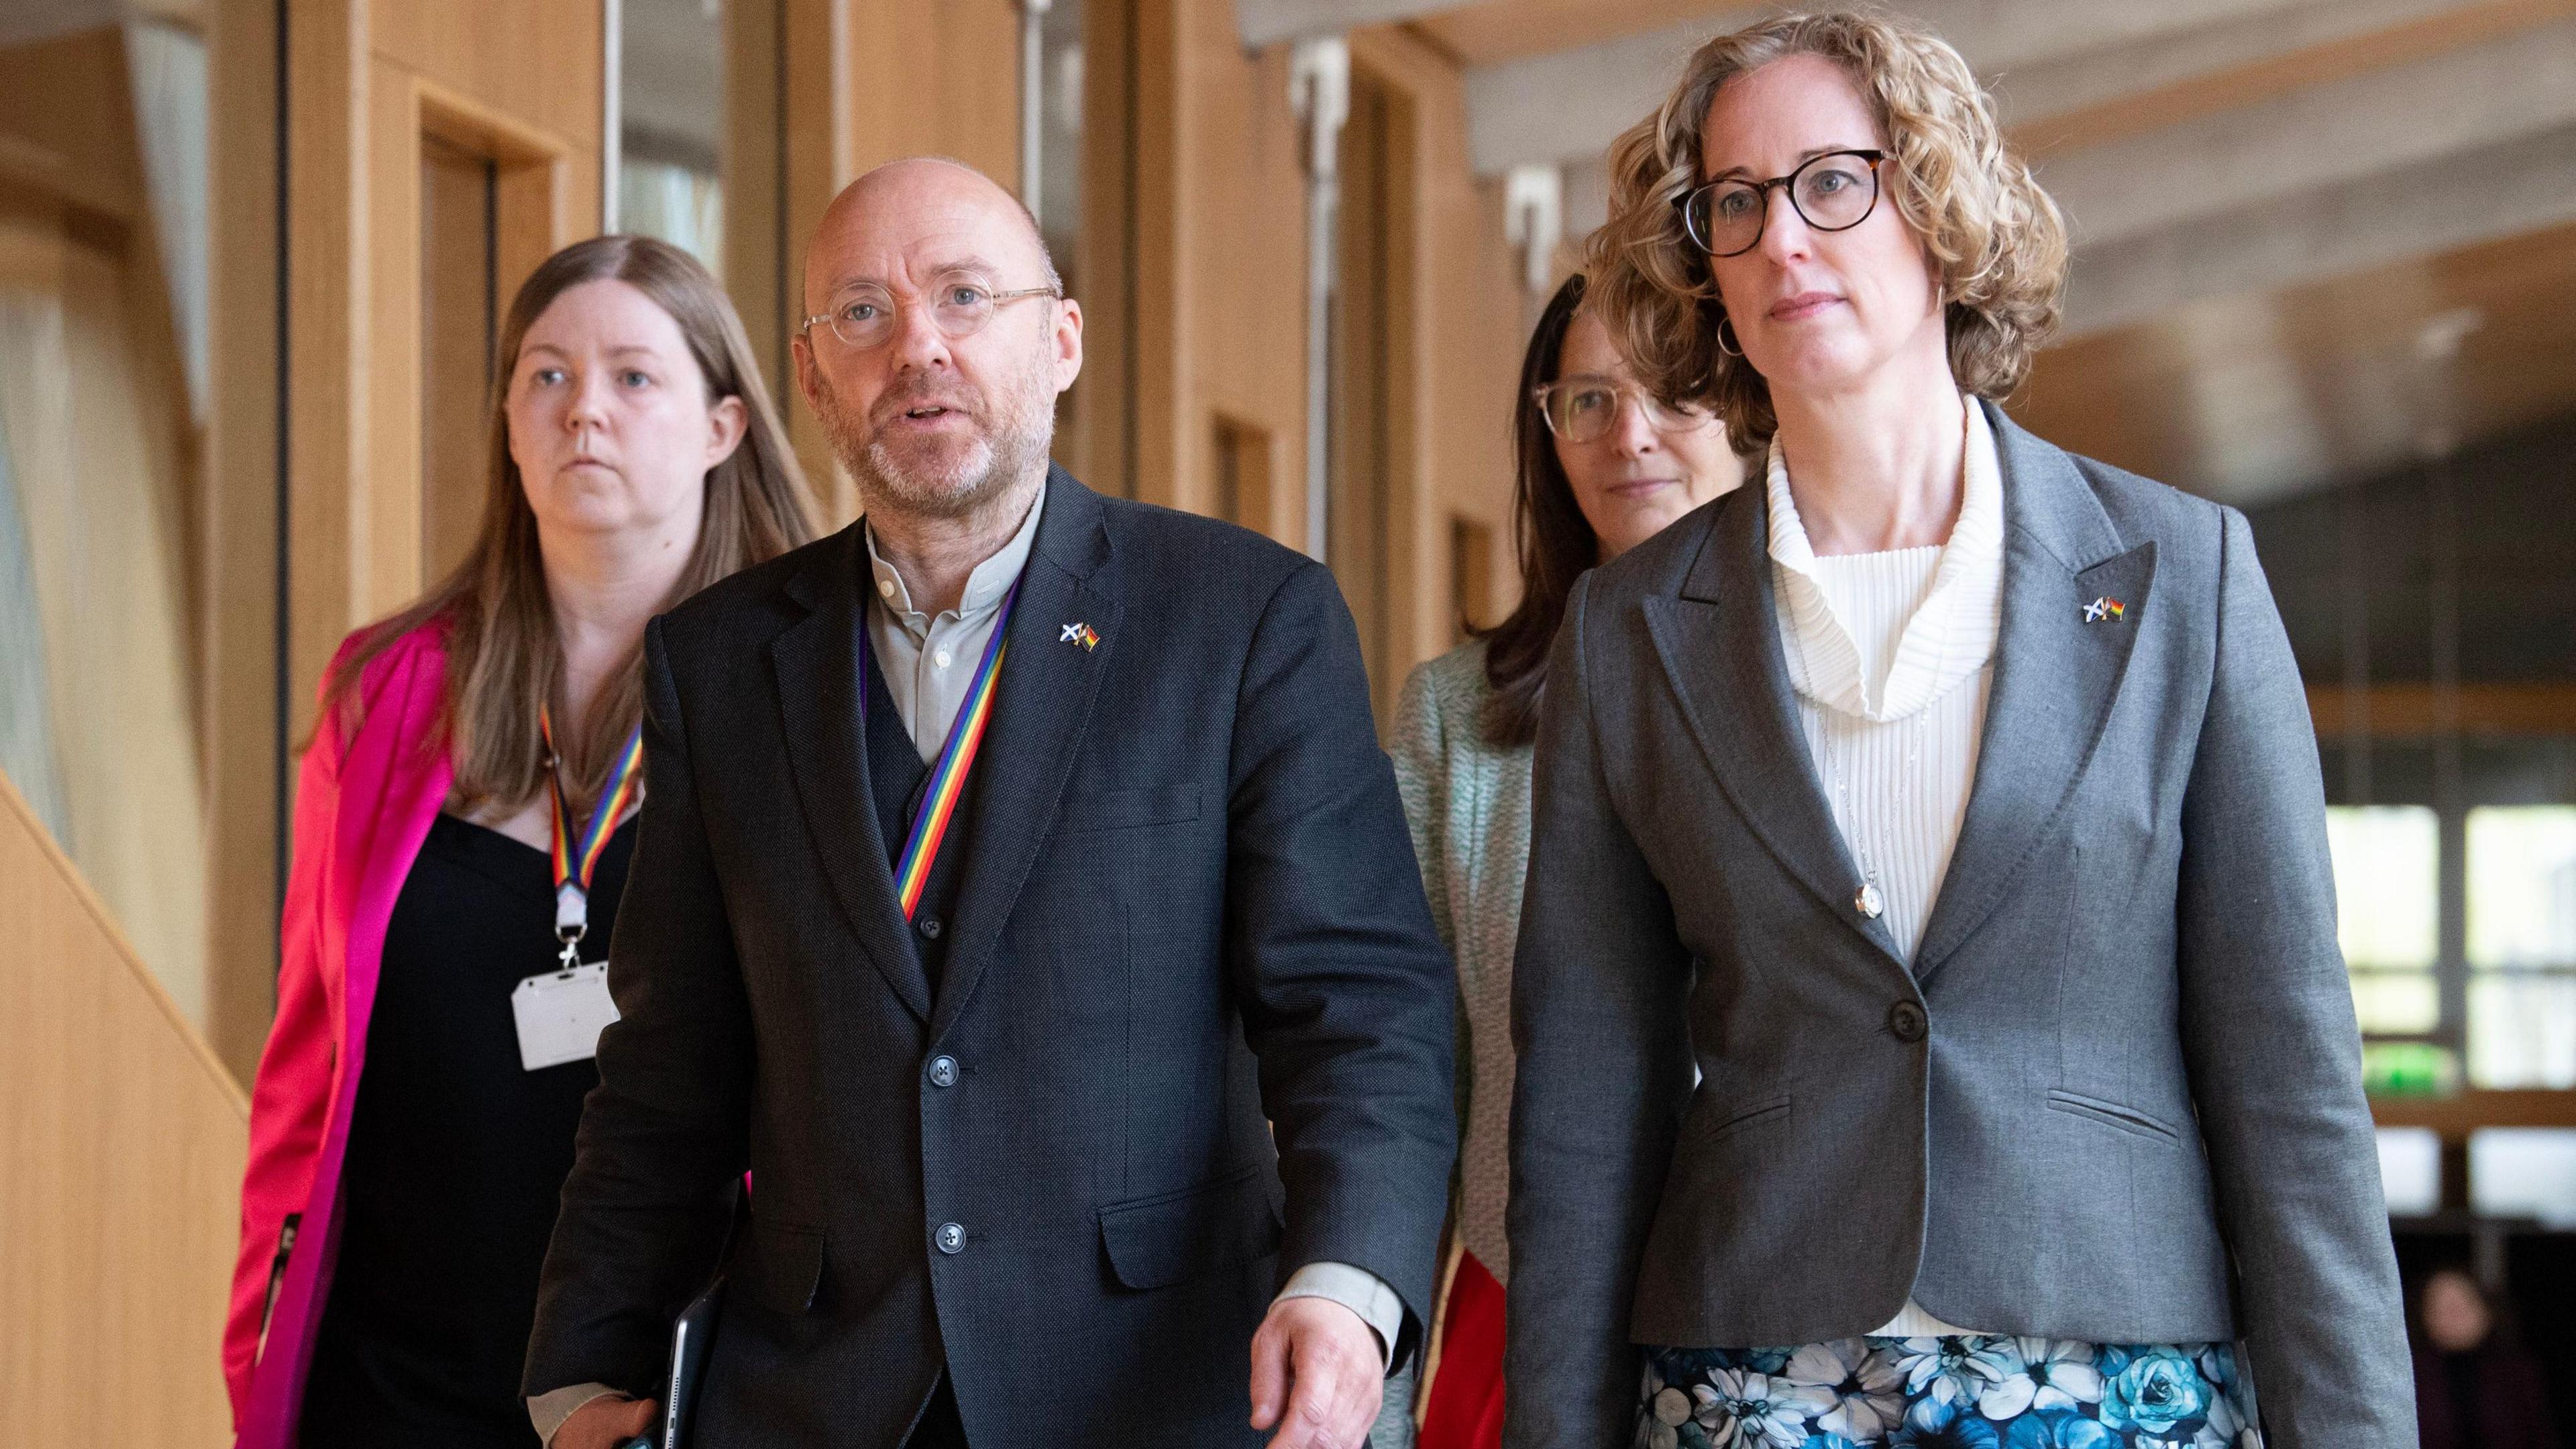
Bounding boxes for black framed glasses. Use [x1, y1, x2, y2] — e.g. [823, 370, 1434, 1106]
[801, 271, 1061, 350]
[1677, 149, 1887, 258]
[1532, 374, 1710, 444]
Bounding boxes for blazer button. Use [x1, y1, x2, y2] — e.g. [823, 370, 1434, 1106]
[918, 915, 944, 939]
[936, 1222, 966, 1254]
[928, 1055, 959, 1089]
[1887, 1001, 1927, 1043]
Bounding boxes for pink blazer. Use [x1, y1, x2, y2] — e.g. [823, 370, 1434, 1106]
[224, 624, 454, 1447]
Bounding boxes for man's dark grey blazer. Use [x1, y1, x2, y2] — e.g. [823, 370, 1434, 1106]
[524, 471, 1456, 1447]
[1505, 404, 2412, 1448]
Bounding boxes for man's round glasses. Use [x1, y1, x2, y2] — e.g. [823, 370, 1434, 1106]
[1677, 149, 1887, 258]
[1534, 374, 1710, 445]
[801, 272, 1061, 350]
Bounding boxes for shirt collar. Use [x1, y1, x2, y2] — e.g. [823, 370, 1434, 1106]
[1764, 398, 2006, 720]
[863, 479, 1048, 631]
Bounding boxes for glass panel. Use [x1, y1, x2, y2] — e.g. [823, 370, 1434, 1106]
[621, 0, 727, 277]
[0, 17, 213, 1026]
[2467, 805, 2576, 968]
[2468, 975, 2576, 1089]
[2377, 1127, 2441, 1216]
[2349, 971, 2439, 1035]
[2325, 805, 2438, 968]
[2470, 1128, 2576, 1228]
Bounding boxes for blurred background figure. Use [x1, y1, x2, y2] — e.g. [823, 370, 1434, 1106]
[223, 235, 812, 1449]
[2416, 1267, 2562, 1449]
[1389, 270, 1738, 1449]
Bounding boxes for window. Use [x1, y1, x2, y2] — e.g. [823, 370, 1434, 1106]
[2467, 806, 2576, 1087]
[2328, 805, 2440, 1034]
[2470, 1128, 2576, 1228]
[2378, 1127, 2443, 1216]
[619, 0, 727, 276]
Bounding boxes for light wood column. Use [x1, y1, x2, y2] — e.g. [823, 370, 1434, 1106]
[206, 0, 286, 1083]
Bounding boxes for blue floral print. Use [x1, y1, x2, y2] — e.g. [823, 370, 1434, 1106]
[1637, 1338, 2259, 1449]
[2098, 1348, 2206, 1436]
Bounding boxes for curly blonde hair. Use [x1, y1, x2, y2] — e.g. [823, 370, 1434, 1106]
[1586, 10, 2067, 447]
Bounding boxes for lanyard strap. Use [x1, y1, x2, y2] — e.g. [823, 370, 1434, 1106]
[863, 575, 1022, 920]
[541, 706, 647, 963]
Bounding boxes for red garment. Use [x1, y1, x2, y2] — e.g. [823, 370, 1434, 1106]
[1419, 1250, 1506, 1449]
[222, 625, 455, 1448]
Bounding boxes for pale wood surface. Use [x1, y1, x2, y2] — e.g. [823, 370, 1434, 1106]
[0, 767, 249, 1446]
[0, 34, 215, 1034]
[1350, 24, 1525, 689]
[421, 134, 494, 586]
[205, 0, 286, 1085]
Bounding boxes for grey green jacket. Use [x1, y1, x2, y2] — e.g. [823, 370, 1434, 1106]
[1391, 641, 1533, 1289]
[1504, 402, 2412, 1448]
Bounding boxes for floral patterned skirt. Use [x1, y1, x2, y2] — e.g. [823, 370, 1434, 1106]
[1635, 1336, 2260, 1449]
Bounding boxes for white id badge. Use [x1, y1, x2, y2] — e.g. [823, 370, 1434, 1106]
[511, 961, 621, 1071]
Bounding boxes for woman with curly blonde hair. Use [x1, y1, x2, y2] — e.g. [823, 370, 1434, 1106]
[1505, 12, 2410, 1449]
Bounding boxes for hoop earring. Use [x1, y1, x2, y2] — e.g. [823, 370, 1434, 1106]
[1716, 316, 1744, 358]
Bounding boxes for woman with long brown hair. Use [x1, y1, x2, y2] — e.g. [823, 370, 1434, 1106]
[223, 235, 814, 1449]
[1387, 271, 1739, 1449]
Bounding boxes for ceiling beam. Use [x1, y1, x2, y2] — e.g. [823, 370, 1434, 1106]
[2043, 18, 2576, 250]
[1459, 0, 2331, 174]
[2012, 0, 2576, 160]
[2061, 121, 2576, 339]
[1234, 0, 1464, 49]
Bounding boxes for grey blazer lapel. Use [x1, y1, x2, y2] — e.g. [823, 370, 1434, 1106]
[772, 525, 934, 1022]
[1913, 404, 2156, 979]
[930, 470, 1121, 1043]
[1642, 489, 1906, 968]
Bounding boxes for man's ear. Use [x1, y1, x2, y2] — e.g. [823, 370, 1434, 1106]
[791, 333, 820, 412]
[1052, 298, 1084, 396]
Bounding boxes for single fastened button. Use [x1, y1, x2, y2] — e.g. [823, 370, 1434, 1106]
[934, 648, 954, 668]
[917, 915, 944, 939]
[928, 1055, 959, 1089]
[936, 1222, 965, 1254]
[877, 577, 895, 598]
[1888, 1001, 1927, 1043]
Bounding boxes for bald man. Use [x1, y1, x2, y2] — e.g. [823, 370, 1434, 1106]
[524, 158, 1456, 1449]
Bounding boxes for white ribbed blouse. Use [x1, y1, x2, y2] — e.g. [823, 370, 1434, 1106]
[1766, 398, 2007, 1339]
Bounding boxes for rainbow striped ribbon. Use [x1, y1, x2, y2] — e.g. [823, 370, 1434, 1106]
[865, 574, 1024, 921]
[541, 706, 647, 960]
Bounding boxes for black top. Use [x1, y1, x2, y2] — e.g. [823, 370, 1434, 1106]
[301, 810, 635, 1449]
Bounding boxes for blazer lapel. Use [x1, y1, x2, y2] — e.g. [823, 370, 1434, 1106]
[771, 525, 933, 1022]
[1912, 404, 2155, 980]
[930, 470, 1120, 1042]
[1642, 489, 1907, 969]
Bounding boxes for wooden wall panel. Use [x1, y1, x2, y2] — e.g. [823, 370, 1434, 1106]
[0, 768, 248, 1446]
[1350, 25, 1524, 675]
[206, 0, 285, 1083]
[421, 137, 494, 584]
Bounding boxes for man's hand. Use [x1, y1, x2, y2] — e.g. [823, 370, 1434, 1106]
[553, 1392, 657, 1449]
[1248, 1295, 1385, 1449]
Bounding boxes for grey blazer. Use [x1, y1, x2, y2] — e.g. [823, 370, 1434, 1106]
[1503, 404, 2412, 1449]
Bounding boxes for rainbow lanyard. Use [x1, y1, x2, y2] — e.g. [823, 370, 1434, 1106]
[862, 574, 1023, 921]
[540, 706, 647, 969]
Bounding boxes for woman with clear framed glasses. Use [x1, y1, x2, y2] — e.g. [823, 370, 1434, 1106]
[1507, 11, 2410, 1449]
[1385, 272, 1739, 1449]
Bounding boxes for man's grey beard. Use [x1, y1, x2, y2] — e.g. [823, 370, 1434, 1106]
[819, 356, 1057, 522]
